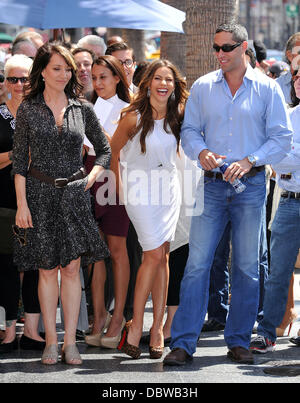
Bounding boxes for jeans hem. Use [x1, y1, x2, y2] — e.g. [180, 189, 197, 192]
[169, 342, 195, 356]
[256, 331, 276, 343]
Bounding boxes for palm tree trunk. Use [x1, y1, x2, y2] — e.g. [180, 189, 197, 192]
[121, 29, 146, 63]
[160, 0, 187, 77]
[106, 28, 146, 63]
[185, 0, 239, 88]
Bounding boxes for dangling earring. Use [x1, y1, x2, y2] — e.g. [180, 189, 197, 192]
[171, 91, 175, 101]
[147, 88, 151, 98]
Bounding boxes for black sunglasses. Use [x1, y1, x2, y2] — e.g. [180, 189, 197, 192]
[0, 74, 4, 83]
[6, 77, 28, 84]
[12, 225, 27, 246]
[213, 42, 242, 53]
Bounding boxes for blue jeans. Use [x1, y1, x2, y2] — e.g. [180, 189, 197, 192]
[208, 210, 268, 325]
[257, 196, 300, 342]
[170, 172, 266, 355]
[258, 204, 269, 321]
[207, 222, 230, 325]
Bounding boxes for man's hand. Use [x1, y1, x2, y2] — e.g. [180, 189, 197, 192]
[222, 157, 253, 183]
[198, 149, 226, 171]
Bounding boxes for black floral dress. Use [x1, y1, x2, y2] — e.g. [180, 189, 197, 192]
[0, 103, 16, 210]
[12, 93, 111, 271]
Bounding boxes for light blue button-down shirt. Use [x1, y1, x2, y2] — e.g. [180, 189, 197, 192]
[273, 105, 300, 192]
[276, 70, 292, 105]
[181, 65, 293, 169]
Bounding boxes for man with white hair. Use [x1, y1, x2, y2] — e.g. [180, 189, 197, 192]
[13, 31, 44, 49]
[11, 39, 37, 58]
[77, 35, 106, 57]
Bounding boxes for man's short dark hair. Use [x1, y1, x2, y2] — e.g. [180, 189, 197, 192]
[72, 47, 95, 61]
[105, 41, 135, 62]
[216, 23, 248, 43]
[253, 40, 267, 63]
[245, 48, 257, 69]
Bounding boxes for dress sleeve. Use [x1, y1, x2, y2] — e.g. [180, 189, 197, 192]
[12, 101, 30, 177]
[82, 102, 111, 169]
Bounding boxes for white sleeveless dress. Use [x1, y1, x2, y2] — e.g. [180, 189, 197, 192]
[120, 117, 181, 251]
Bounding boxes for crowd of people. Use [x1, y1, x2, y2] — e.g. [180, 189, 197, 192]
[0, 23, 299, 370]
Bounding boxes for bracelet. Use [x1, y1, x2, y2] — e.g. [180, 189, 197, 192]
[8, 151, 13, 161]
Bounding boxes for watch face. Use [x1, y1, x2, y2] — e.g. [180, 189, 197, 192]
[248, 155, 256, 165]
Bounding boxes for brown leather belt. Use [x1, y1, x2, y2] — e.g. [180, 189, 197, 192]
[281, 191, 300, 199]
[204, 165, 265, 180]
[28, 165, 87, 188]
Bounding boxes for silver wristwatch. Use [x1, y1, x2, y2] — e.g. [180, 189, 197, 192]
[247, 154, 257, 167]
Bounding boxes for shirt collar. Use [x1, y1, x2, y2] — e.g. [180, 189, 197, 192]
[215, 63, 256, 83]
[31, 92, 81, 106]
[282, 70, 292, 84]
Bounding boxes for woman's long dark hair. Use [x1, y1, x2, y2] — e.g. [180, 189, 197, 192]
[120, 59, 189, 153]
[24, 41, 83, 101]
[90, 55, 130, 105]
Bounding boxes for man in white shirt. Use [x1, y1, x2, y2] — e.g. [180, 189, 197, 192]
[105, 42, 138, 94]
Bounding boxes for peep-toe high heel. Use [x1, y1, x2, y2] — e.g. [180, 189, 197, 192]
[118, 323, 141, 359]
[100, 317, 126, 349]
[85, 312, 112, 346]
[276, 310, 298, 337]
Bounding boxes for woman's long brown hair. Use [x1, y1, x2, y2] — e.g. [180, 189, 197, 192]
[120, 59, 189, 153]
[24, 41, 82, 101]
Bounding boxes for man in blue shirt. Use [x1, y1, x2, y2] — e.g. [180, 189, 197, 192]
[276, 32, 300, 104]
[163, 23, 292, 366]
[250, 69, 300, 354]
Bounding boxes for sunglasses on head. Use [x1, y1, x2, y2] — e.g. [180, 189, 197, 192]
[6, 77, 28, 84]
[213, 42, 242, 53]
[12, 225, 27, 246]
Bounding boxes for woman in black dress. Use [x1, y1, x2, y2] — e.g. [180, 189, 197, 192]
[12, 43, 111, 365]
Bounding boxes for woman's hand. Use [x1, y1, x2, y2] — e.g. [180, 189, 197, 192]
[84, 166, 104, 191]
[16, 203, 33, 228]
[14, 174, 33, 228]
[84, 174, 96, 191]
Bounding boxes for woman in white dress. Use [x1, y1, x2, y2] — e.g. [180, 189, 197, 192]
[111, 59, 189, 359]
[84, 55, 131, 349]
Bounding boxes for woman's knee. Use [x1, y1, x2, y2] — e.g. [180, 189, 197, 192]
[60, 260, 81, 280]
[144, 247, 167, 267]
[108, 237, 128, 263]
[39, 267, 59, 282]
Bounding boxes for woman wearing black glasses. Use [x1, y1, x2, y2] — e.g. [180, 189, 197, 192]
[0, 54, 46, 354]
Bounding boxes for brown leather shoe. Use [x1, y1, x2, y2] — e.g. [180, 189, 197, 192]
[163, 348, 193, 366]
[227, 346, 254, 364]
